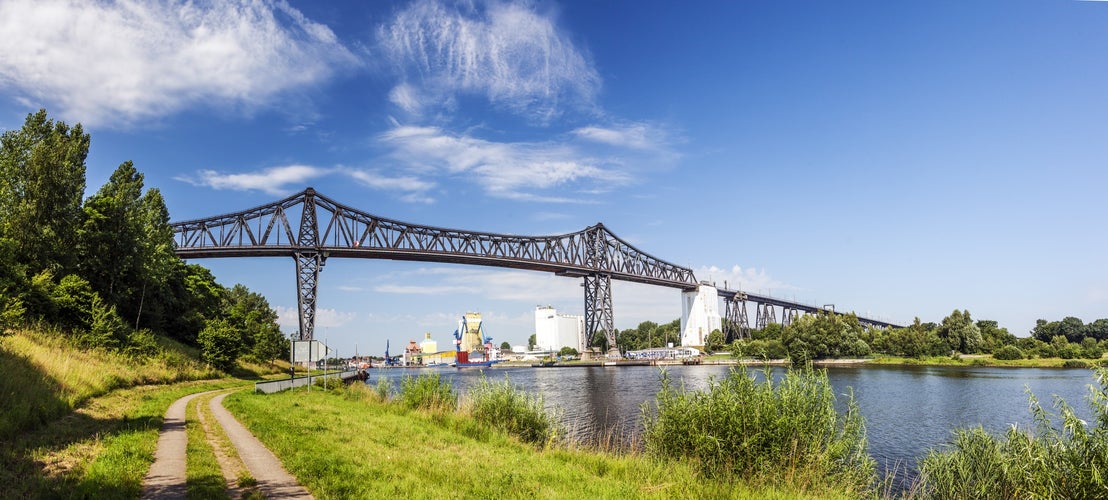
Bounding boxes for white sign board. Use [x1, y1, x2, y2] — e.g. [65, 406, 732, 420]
[291, 340, 330, 363]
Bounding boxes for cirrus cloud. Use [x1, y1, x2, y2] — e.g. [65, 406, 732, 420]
[377, 0, 600, 123]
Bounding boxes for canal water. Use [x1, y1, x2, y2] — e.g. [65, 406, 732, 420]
[366, 364, 1100, 485]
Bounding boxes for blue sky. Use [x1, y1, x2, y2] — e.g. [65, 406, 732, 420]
[1, 0, 1106, 355]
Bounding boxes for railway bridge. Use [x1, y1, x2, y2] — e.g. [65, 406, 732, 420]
[170, 188, 899, 355]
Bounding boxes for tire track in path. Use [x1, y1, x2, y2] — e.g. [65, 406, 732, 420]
[141, 389, 313, 499]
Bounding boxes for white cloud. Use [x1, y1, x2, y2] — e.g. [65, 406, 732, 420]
[0, 0, 357, 127]
[694, 265, 799, 296]
[573, 123, 666, 151]
[177, 163, 437, 202]
[275, 306, 356, 330]
[176, 164, 328, 195]
[379, 124, 630, 201]
[377, 0, 600, 123]
[341, 168, 435, 192]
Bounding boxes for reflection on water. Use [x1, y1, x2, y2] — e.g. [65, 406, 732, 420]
[367, 364, 1097, 485]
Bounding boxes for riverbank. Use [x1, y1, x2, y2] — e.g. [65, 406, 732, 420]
[223, 384, 854, 499]
[450, 353, 1106, 370]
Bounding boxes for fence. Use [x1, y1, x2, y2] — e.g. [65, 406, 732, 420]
[254, 370, 362, 394]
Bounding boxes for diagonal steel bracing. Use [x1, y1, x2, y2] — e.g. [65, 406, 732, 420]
[170, 188, 901, 346]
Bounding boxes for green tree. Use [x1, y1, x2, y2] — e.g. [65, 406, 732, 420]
[500, 341, 511, 350]
[705, 329, 725, 352]
[528, 333, 536, 350]
[198, 318, 244, 372]
[1085, 319, 1108, 341]
[0, 109, 88, 274]
[224, 284, 286, 363]
[938, 310, 983, 354]
[1057, 316, 1086, 343]
[781, 313, 870, 362]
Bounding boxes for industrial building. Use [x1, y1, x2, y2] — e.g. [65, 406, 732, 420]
[534, 306, 585, 353]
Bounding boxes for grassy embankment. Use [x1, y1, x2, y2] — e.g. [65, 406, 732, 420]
[0, 327, 281, 497]
[225, 371, 866, 499]
[867, 354, 1107, 368]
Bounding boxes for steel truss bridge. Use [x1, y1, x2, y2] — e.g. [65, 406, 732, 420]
[171, 188, 899, 351]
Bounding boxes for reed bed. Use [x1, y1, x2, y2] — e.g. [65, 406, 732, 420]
[641, 367, 877, 495]
[917, 367, 1108, 498]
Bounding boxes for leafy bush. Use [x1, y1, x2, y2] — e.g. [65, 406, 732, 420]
[399, 372, 456, 412]
[465, 376, 562, 447]
[197, 318, 243, 372]
[732, 339, 788, 359]
[1062, 360, 1089, 369]
[642, 368, 875, 494]
[919, 368, 1108, 498]
[992, 345, 1024, 361]
[83, 294, 127, 350]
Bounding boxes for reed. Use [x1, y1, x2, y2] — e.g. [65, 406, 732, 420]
[398, 372, 457, 412]
[918, 367, 1108, 499]
[641, 367, 876, 495]
[462, 375, 563, 448]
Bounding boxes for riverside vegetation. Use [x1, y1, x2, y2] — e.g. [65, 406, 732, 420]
[6, 322, 1108, 498]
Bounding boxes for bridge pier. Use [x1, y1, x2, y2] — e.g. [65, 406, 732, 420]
[680, 283, 721, 347]
[723, 295, 750, 343]
[295, 188, 322, 341]
[583, 273, 618, 357]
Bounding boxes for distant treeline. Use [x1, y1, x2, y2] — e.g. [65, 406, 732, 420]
[612, 309, 1107, 363]
[0, 109, 286, 370]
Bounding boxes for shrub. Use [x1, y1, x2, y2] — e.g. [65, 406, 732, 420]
[1062, 360, 1089, 369]
[992, 345, 1024, 361]
[919, 368, 1108, 499]
[642, 367, 875, 493]
[399, 372, 456, 412]
[197, 318, 243, 372]
[465, 376, 561, 447]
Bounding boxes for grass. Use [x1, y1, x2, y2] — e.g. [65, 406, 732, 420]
[223, 382, 846, 499]
[0, 327, 221, 438]
[867, 354, 1104, 368]
[642, 367, 877, 496]
[462, 374, 563, 447]
[185, 394, 227, 499]
[0, 379, 243, 498]
[397, 371, 457, 411]
[917, 368, 1108, 498]
[0, 325, 285, 496]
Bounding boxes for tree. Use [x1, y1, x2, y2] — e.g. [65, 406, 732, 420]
[705, 329, 725, 352]
[1057, 317, 1086, 343]
[499, 341, 511, 350]
[528, 333, 536, 350]
[198, 318, 244, 372]
[938, 310, 983, 354]
[558, 346, 579, 357]
[781, 313, 870, 362]
[0, 109, 88, 275]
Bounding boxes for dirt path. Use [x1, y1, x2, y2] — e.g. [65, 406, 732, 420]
[140, 390, 208, 499]
[209, 392, 313, 499]
[141, 389, 313, 499]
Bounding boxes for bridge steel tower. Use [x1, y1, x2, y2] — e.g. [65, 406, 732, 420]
[294, 189, 323, 340]
[723, 294, 751, 343]
[583, 226, 618, 356]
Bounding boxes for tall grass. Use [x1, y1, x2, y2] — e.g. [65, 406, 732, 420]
[0, 328, 220, 438]
[463, 375, 563, 447]
[398, 372, 457, 412]
[918, 367, 1108, 498]
[641, 367, 876, 495]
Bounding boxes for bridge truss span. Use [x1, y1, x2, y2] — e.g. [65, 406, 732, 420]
[171, 187, 900, 349]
